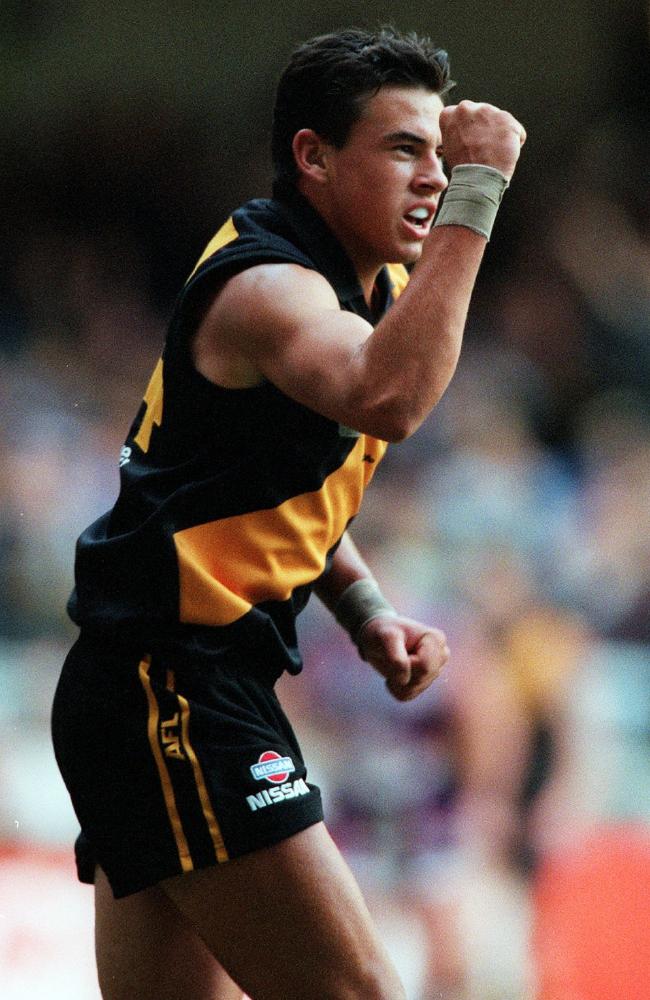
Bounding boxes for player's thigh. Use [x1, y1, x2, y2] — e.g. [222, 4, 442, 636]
[94, 867, 243, 1000]
[161, 822, 406, 1000]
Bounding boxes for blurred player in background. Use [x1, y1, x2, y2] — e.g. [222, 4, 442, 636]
[52, 27, 524, 1000]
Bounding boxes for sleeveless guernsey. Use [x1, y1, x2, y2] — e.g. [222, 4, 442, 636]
[68, 187, 409, 676]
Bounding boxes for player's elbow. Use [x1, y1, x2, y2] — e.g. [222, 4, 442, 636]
[378, 413, 418, 442]
[356, 368, 453, 441]
[361, 396, 427, 442]
[387, 414, 427, 442]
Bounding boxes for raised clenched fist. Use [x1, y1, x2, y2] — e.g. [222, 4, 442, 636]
[440, 100, 526, 180]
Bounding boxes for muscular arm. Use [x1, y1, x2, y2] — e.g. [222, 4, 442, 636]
[195, 225, 485, 442]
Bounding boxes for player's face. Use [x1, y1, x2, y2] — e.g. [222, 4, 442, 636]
[322, 86, 447, 281]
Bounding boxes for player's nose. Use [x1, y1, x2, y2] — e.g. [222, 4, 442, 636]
[413, 154, 448, 194]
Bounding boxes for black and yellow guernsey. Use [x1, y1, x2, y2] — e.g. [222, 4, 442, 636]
[68, 187, 409, 676]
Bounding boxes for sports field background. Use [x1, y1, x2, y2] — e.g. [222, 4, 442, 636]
[2, 3, 649, 997]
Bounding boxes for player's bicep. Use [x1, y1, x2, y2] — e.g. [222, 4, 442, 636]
[205, 264, 373, 421]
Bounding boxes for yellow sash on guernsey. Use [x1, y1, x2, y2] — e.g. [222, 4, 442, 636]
[186, 217, 239, 283]
[174, 434, 386, 626]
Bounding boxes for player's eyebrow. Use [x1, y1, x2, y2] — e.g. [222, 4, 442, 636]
[384, 130, 427, 145]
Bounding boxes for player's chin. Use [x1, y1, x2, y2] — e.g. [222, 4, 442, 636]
[392, 239, 425, 266]
[405, 244, 425, 264]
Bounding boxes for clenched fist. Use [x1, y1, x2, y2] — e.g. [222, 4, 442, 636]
[441, 100, 526, 179]
[358, 615, 450, 702]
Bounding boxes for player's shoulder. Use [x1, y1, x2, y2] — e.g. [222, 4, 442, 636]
[213, 258, 340, 321]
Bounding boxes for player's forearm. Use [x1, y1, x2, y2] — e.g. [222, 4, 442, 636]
[313, 532, 375, 613]
[315, 533, 398, 647]
[357, 224, 486, 441]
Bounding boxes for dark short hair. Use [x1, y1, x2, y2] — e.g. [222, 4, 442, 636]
[272, 27, 452, 188]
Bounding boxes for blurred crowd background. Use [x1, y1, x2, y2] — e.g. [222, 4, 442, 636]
[2, 2, 649, 998]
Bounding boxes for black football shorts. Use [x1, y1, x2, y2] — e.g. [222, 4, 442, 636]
[51, 632, 323, 898]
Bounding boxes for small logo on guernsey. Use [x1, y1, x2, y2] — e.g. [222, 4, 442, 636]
[246, 779, 310, 812]
[250, 750, 295, 784]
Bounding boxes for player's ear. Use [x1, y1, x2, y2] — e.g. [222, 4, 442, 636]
[292, 129, 331, 185]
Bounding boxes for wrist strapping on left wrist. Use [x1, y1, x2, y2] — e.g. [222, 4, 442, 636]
[333, 578, 397, 646]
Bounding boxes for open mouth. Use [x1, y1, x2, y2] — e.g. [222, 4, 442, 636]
[403, 206, 433, 231]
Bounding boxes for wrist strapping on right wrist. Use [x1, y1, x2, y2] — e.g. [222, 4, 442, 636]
[434, 164, 509, 240]
[333, 578, 396, 646]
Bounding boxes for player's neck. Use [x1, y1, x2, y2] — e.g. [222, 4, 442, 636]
[297, 181, 382, 306]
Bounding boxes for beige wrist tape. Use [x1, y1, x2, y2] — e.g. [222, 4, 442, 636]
[434, 163, 509, 240]
[333, 578, 396, 645]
